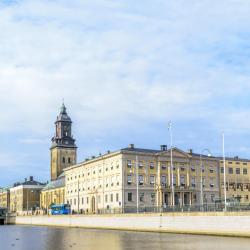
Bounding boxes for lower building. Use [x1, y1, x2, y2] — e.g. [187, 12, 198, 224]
[219, 156, 250, 204]
[0, 188, 10, 211]
[40, 173, 65, 213]
[9, 176, 45, 213]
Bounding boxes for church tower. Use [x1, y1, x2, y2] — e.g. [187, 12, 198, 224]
[50, 102, 77, 180]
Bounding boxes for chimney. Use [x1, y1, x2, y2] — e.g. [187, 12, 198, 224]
[160, 145, 167, 151]
[128, 144, 134, 149]
[30, 176, 33, 182]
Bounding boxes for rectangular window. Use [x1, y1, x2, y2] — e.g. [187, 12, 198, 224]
[173, 176, 176, 186]
[221, 167, 224, 174]
[139, 175, 144, 185]
[228, 168, 233, 174]
[110, 194, 113, 202]
[105, 195, 108, 203]
[128, 192, 132, 202]
[127, 160, 132, 168]
[149, 162, 154, 169]
[161, 175, 166, 185]
[180, 166, 185, 171]
[127, 175, 132, 184]
[191, 177, 196, 187]
[139, 161, 143, 168]
[243, 168, 248, 175]
[210, 167, 214, 173]
[180, 176, 185, 186]
[116, 193, 119, 202]
[86, 197, 89, 204]
[150, 175, 155, 185]
[161, 164, 167, 170]
[191, 166, 195, 172]
[210, 178, 214, 187]
[211, 194, 215, 202]
[139, 193, 144, 202]
[151, 193, 155, 203]
[236, 168, 240, 174]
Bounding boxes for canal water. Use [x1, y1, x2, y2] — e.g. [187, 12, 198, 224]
[1, 225, 250, 250]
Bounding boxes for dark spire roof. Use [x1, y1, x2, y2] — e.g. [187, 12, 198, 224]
[56, 101, 72, 123]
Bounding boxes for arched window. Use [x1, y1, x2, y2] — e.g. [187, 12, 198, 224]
[62, 157, 65, 163]
[68, 157, 71, 163]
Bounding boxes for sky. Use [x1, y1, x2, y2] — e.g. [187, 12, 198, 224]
[1, 0, 250, 186]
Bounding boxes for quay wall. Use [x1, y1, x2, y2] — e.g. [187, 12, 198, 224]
[15, 212, 250, 237]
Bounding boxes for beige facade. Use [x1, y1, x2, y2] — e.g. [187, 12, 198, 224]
[40, 176, 65, 211]
[64, 145, 220, 213]
[9, 180, 45, 212]
[0, 189, 10, 210]
[219, 157, 250, 204]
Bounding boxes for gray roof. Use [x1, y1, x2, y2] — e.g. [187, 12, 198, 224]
[42, 176, 65, 191]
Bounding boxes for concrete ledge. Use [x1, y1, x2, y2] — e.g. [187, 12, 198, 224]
[15, 213, 250, 238]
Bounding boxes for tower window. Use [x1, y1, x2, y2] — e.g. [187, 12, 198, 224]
[68, 157, 71, 163]
[63, 157, 65, 163]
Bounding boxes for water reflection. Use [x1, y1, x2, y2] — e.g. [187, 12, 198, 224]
[0, 225, 250, 250]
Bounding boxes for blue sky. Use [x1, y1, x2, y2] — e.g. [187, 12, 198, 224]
[1, 0, 250, 186]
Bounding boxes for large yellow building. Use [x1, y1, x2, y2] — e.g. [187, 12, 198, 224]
[64, 144, 220, 213]
[0, 188, 10, 211]
[219, 157, 250, 204]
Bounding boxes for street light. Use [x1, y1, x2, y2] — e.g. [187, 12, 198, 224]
[200, 149, 212, 209]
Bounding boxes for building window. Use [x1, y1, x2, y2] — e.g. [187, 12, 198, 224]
[161, 175, 166, 186]
[180, 166, 185, 171]
[211, 194, 215, 202]
[191, 177, 196, 187]
[139, 175, 144, 185]
[221, 167, 224, 174]
[139, 161, 143, 169]
[243, 168, 248, 175]
[173, 176, 176, 186]
[151, 193, 155, 203]
[127, 160, 132, 168]
[236, 168, 240, 174]
[180, 176, 185, 187]
[105, 195, 108, 203]
[127, 175, 132, 184]
[74, 198, 76, 205]
[68, 157, 71, 163]
[228, 168, 233, 174]
[86, 197, 89, 204]
[209, 167, 214, 173]
[139, 193, 144, 202]
[150, 175, 155, 185]
[149, 162, 154, 169]
[191, 166, 195, 172]
[128, 193, 132, 202]
[82, 197, 84, 205]
[116, 193, 119, 202]
[63, 157, 65, 163]
[110, 194, 113, 202]
[161, 164, 166, 170]
[209, 178, 214, 188]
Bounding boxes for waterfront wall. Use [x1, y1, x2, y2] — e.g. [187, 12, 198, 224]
[15, 212, 250, 237]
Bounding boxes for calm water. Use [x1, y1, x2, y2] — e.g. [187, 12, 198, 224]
[0, 225, 250, 250]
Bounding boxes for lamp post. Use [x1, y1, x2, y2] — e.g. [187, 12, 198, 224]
[168, 121, 175, 207]
[222, 133, 227, 211]
[200, 149, 211, 209]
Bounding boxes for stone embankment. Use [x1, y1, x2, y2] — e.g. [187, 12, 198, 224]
[15, 212, 250, 237]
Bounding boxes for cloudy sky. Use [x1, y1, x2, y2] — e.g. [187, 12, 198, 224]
[1, 0, 250, 186]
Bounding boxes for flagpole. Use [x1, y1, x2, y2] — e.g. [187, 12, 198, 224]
[222, 133, 227, 211]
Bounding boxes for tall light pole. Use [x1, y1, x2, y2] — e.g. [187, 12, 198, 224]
[136, 155, 139, 213]
[200, 149, 211, 209]
[168, 121, 174, 207]
[222, 133, 227, 211]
